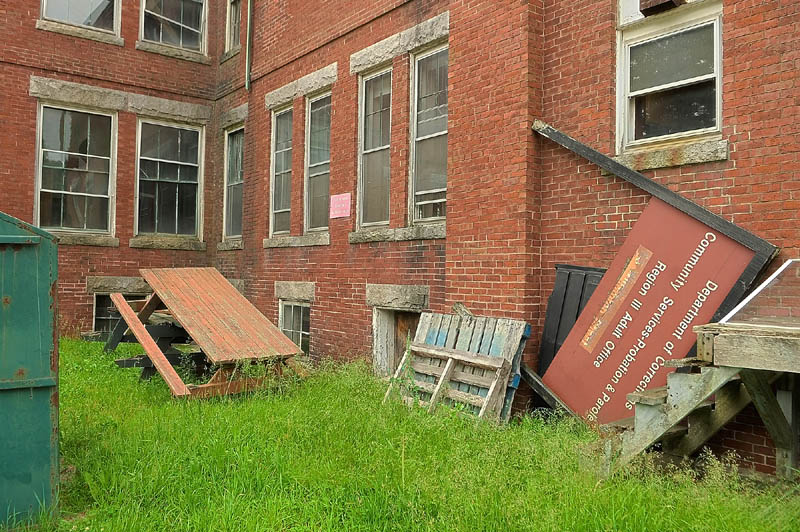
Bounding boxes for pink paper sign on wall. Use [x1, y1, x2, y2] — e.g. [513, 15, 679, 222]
[329, 193, 351, 219]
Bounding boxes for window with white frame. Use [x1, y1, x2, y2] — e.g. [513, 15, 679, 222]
[137, 121, 201, 236]
[359, 69, 392, 226]
[224, 128, 244, 238]
[38, 106, 113, 232]
[306, 94, 331, 231]
[142, 0, 205, 52]
[619, 4, 721, 149]
[412, 47, 448, 221]
[43, 0, 117, 31]
[280, 302, 310, 354]
[271, 108, 293, 235]
[226, 0, 241, 52]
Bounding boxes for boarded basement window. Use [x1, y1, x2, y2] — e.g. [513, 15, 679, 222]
[94, 293, 139, 340]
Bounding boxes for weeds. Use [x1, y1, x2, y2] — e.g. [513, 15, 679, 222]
[6, 339, 799, 532]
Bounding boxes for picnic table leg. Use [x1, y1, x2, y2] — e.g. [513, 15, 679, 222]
[104, 293, 163, 352]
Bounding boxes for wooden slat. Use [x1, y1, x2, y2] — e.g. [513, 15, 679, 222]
[445, 315, 461, 349]
[488, 319, 511, 357]
[414, 313, 433, 343]
[410, 342, 506, 371]
[383, 349, 410, 403]
[110, 293, 190, 397]
[435, 315, 452, 347]
[410, 360, 495, 388]
[425, 313, 444, 345]
[478, 318, 496, 355]
[479, 365, 511, 419]
[189, 375, 270, 399]
[455, 315, 476, 351]
[428, 358, 455, 414]
[468, 317, 487, 353]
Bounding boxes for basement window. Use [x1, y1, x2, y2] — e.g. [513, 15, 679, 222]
[137, 120, 202, 236]
[93, 293, 138, 339]
[618, 2, 721, 150]
[280, 302, 310, 354]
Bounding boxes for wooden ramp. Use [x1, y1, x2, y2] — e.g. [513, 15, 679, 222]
[106, 267, 302, 398]
[384, 312, 530, 420]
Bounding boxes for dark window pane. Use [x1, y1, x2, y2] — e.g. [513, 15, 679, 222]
[157, 182, 178, 234]
[140, 123, 160, 159]
[227, 130, 244, 184]
[292, 305, 301, 331]
[226, 183, 243, 237]
[42, 108, 66, 151]
[160, 162, 180, 181]
[64, 169, 87, 194]
[182, 0, 203, 31]
[630, 23, 714, 93]
[138, 181, 157, 233]
[87, 157, 110, 173]
[86, 172, 109, 195]
[140, 159, 158, 180]
[61, 111, 89, 154]
[62, 195, 87, 229]
[362, 148, 390, 224]
[41, 167, 65, 191]
[88, 113, 111, 157]
[180, 165, 198, 183]
[301, 306, 310, 333]
[143, 12, 160, 41]
[416, 49, 448, 137]
[160, 126, 180, 161]
[39, 192, 62, 228]
[634, 80, 716, 140]
[273, 211, 290, 233]
[300, 335, 309, 354]
[415, 133, 447, 193]
[229, 0, 241, 48]
[177, 183, 197, 235]
[86, 196, 109, 230]
[180, 129, 199, 163]
[42, 150, 67, 169]
[283, 306, 292, 330]
[309, 96, 331, 165]
[308, 172, 329, 230]
[46, 0, 114, 31]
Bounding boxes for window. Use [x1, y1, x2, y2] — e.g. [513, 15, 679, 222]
[137, 121, 201, 236]
[412, 47, 448, 221]
[224, 128, 244, 238]
[142, 0, 205, 52]
[359, 69, 392, 226]
[38, 106, 113, 232]
[280, 302, 310, 354]
[226, 0, 241, 51]
[619, 4, 721, 149]
[271, 108, 293, 235]
[306, 94, 331, 231]
[94, 293, 138, 339]
[43, 0, 116, 32]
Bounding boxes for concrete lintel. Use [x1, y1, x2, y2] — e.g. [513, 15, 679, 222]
[135, 40, 212, 64]
[263, 232, 330, 248]
[350, 12, 449, 74]
[274, 281, 315, 303]
[36, 19, 124, 46]
[55, 233, 120, 247]
[348, 223, 445, 244]
[129, 235, 207, 251]
[264, 63, 338, 109]
[610, 138, 729, 173]
[366, 283, 429, 310]
[86, 276, 151, 294]
[228, 278, 246, 293]
[220, 103, 248, 130]
[29, 76, 212, 123]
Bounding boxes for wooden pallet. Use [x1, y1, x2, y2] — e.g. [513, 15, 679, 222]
[384, 312, 530, 420]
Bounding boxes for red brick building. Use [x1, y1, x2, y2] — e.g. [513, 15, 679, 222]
[1, 0, 797, 473]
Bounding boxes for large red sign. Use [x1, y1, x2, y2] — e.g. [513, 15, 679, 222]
[542, 198, 756, 424]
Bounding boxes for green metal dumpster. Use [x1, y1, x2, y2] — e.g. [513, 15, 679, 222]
[0, 211, 58, 525]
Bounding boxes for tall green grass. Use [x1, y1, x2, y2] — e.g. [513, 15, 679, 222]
[10, 339, 800, 531]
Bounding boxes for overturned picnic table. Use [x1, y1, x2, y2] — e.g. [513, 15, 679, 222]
[105, 267, 303, 398]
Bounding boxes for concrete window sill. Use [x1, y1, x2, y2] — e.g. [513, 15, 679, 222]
[263, 232, 330, 248]
[129, 235, 207, 251]
[54, 233, 120, 247]
[36, 19, 124, 46]
[135, 40, 211, 65]
[612, 138, 729, 173]
[348, 223, 446, 244]
[220, 46, 241, 64]
[217, 238, 243, 251]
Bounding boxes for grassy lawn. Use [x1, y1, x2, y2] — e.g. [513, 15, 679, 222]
[10, 339, 800, 531]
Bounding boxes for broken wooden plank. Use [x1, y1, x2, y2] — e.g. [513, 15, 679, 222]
[110, 293, 190, 398]
[714, 334, 800, 373]
[410, 342, 505, 371]
[104, 292, 163, 352]
[428, 358, 455, 414]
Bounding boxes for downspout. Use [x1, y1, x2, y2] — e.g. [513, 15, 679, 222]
[245, 0, 253, 91]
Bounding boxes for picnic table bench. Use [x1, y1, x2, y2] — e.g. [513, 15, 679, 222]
[105, 267, 303, 398]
